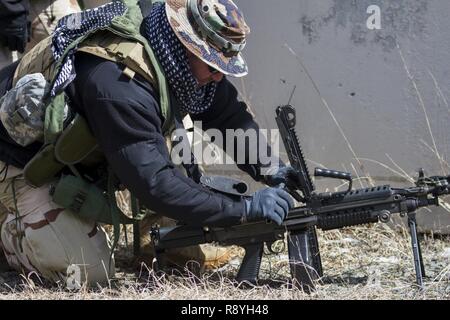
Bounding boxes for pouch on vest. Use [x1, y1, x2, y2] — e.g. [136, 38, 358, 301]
[24, 115, 101, 187]
[0, 73, 49, 147]
[51, 175, 133, 225]
[23, 144, 66, 187]
[54, 114, 99, 165]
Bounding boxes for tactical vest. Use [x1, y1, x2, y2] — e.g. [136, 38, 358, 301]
[12, 0, 173, 188]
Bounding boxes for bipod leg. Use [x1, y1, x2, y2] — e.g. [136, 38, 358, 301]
[407, 212, 425, 289]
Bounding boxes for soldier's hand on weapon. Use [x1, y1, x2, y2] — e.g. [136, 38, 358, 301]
[263, 165, 304, 201]
[263, 165, 300, 190]
[243, 187, 295, 226]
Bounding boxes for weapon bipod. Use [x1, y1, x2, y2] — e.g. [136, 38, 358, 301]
[408, 212, 426, 289]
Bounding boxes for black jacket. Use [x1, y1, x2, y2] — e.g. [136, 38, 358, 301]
[0, 0, 30, 53]
[0, 0, 29, 20]
[0, 52, 271, 227]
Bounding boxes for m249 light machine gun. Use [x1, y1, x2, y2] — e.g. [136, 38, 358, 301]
[150, 105, 450, 292]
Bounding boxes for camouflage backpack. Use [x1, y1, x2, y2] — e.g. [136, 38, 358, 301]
[0, 73, 53, 147]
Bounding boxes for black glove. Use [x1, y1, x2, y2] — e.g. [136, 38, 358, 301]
[243, 187, 294, 226]
[0, 8, 30, 53]
[263, 165, 300, 190]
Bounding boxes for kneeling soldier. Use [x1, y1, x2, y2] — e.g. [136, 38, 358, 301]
[0, 0, 295, 285]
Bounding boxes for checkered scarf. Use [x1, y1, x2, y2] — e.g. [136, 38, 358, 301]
[142, 3, 217, 115]
[50, 2, 127, 97]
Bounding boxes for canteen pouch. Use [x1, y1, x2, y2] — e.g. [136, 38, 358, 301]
[51, 175, 131, 225]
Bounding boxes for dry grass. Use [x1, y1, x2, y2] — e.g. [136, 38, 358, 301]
[1, 223, 449, 300]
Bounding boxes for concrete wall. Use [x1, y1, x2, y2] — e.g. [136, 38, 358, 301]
[229, 0, 450, 233]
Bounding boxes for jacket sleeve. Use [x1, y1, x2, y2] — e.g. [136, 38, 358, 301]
[68, 53, 245, 227]
[191, 78, 279, 181]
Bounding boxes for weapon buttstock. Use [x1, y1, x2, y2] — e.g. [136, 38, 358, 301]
[236, 243, 264, 285]
[288, 227, 322, 293]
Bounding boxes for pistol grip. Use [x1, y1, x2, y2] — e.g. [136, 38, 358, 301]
[236, 243, 264, 285]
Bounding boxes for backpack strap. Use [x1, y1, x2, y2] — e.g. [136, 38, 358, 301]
[12, 36, 57, 87]
[77, 31, 157, 87]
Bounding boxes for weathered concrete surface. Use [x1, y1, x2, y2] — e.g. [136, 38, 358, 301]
[231, 0, 450, 233]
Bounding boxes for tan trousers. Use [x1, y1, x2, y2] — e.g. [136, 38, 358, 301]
[0, 0, 81, 70]
[0, 163, 114, 286]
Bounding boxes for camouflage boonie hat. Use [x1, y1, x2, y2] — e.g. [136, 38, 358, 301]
[0, 73, 48, 147]
[166, 0, 250, 77]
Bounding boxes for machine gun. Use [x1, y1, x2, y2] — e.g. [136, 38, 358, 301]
[150, 105, 450, 292]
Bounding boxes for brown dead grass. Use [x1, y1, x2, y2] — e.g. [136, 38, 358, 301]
[1, 223, 449, 300]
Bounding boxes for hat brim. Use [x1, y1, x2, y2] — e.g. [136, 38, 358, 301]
[165, 0, 248, 77]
